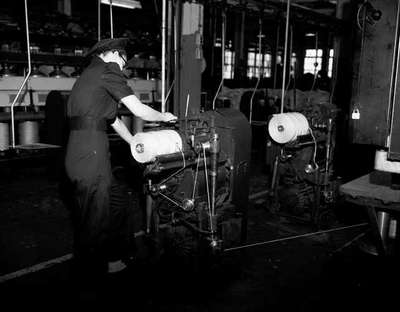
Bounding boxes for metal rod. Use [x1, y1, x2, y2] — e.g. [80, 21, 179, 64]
[145, 193, 153, 234]
[191, 152, 201, 200]
[202, 144, 214, 233]
[324, 118, 333, 189]
[159, 192, 185, 210]
[280, 0, 291, 114]
[11, 0, 32, 149]
[110, 0, 113, 38]
[224, 222, 369, 252]
[98, 0, 101, 40]
[161, 0, 166, 112]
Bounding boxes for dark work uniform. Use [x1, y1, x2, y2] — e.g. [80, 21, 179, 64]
[65, 56, 133, 277]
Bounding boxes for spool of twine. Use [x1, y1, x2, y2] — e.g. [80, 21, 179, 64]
[18, 121, 40, 145]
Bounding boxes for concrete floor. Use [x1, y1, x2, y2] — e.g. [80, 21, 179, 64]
[0, 147, 399, 311]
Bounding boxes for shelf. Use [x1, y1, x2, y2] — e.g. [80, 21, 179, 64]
[0, 51, 85, 66]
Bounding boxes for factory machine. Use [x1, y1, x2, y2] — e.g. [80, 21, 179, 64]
[130, 108, 251, 254]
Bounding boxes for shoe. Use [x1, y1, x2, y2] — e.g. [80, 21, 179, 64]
[107, 260, 127, 273]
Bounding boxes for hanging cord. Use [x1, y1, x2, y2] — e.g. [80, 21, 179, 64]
[352, 1, 369, 116]
[224, 222, 368, 252]
[280, 0, 291, 114]
[212, 7, 226, 110]
[306, 32, 319, 107]
[202, 144, 214, 233]
[249, 15, 263, 124]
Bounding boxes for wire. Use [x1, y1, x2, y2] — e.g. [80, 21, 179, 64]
[309, 127, 318, 168]
[224, 222, 368, 252]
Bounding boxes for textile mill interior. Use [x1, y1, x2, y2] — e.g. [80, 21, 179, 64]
[1, 0, 400, 310]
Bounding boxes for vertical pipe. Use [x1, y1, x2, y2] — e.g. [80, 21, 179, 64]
[174, 0, 182, 118]
[388, 1, 400, 145]
[98, 0, 101, 40]
[161, 0, 166, 112]
[280, 0, 291, 114]
[110, 0, 114, 38]
[11, 0, 32, 148]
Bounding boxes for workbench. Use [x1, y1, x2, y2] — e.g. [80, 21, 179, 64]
[340, 171, 400, 256]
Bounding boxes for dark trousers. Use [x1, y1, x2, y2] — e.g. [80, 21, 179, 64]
[70, 175, 135, 278]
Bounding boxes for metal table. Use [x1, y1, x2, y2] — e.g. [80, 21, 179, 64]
[340, 171, 400, 255]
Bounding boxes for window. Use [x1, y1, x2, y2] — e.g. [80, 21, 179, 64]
[328, 49, 334, 78]
[247, 48, 272, 79]
[303, 49, 322, 74]
[224, 49, 235, 79]
[215, 39, 235, 79]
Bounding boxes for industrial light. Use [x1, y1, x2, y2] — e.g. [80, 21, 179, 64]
[305, 33, 316, 37]
[101, 0, 142, 9]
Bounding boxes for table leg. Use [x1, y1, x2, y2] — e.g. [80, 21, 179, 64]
[365, 206, 387, 256]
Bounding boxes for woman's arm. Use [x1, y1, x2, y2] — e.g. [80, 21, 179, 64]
[120, 94, 177, 122]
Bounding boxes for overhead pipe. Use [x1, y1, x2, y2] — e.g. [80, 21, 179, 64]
[212, 6, 226, 110]
[280, 0, 291, 114]
[249, 15, 263, 124]
[11, 0, 32, 149]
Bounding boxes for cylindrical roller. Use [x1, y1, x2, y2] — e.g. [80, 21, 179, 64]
[130, 130, 183, 163]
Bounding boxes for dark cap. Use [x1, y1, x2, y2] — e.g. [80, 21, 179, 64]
[85, 37, 129, 57]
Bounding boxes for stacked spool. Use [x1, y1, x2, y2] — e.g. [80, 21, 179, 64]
[0, 122, 9, 151]
[130, 130, 183, 163]
[268, 112, 309, 144]
[18, 121, 40, 145]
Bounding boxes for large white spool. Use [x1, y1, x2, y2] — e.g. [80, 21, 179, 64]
[268, 112, 309, 144]
[0, 122, 10, 151]
[130, 130, 183, 163]
[18, 121, 39, 145]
